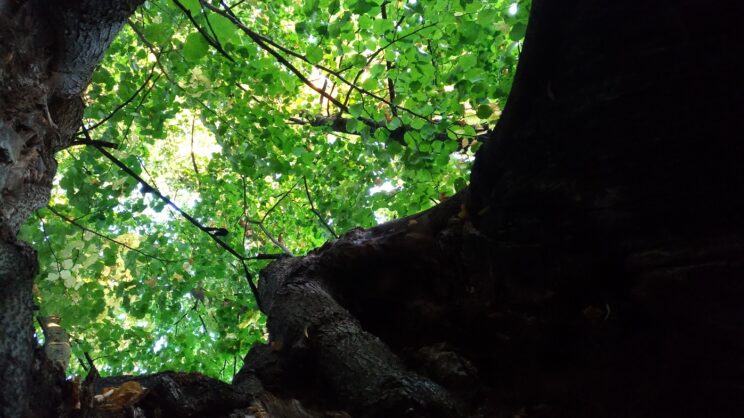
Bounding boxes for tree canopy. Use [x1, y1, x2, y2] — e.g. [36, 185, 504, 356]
[20, 0, 530, 380]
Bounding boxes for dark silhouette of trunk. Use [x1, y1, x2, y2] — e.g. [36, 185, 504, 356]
[2, 0, 743, 417]
[1, 1, 144, 416]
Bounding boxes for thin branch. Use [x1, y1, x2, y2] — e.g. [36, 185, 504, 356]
[241, 176, 250, 251]
[303, 176, 338, 239]
[198, 313, 208, 333]
[341, 22, 436, 109]
[129, 20, 258, 152]
[202, 6, 223, 53]
[319, 78, 327, 107]
[241, 260, 260, 307]
[46, 206, 175, 264]
[84, 352, 97, 373]
[260, 182, 298, 223]
[208, 0, 432, 121]
[86, 64, 158, 131]
[172, 0, 234, 62]
[80, 127, 262, 307]
[174, 300, 198, 328]
[85, 129, 235, 256]
[246, 218, 293, 256]
[67, 139, 119, 149]
[290, 114, 491, 149]
[202, 1, 349, 111]
[36, 214, 62, 273]
[380, 2, 398, 116]
[190, 116, 201, 188]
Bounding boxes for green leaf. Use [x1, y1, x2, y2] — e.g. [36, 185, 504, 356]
[460, 53, 477, 70]
[211, 15, 239, 45]
[387, 117, 402, 130]
[303, 0, 320, 16]
[476, 104, 493, 119]
[183, 32, 209, 61]
[306, 45, 324, 64]
[350, 54, 367, 67]
[349, 103, 364, 117]
[361, 76, 377, 91]
[328, 0, 340, 15]
[459, 20, 481, 42]
[179, 0, 201, 15]
[410, 118, 426, 130]
[350, 0, 374, 15]
[510, 23, 527, 41]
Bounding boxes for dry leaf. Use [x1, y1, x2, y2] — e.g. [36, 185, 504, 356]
[95, 381, 145, 410]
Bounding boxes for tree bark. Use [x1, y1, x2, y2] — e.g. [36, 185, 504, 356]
[0, 1, 143, 416]
[241, 0, 744, 416]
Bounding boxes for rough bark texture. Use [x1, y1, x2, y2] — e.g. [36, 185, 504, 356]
[2, 0, 744, 417]
[0, 1, 143, 417]
[238, 0, 744, 417]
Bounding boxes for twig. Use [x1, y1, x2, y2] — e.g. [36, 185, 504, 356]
[174, 301, 198, 327]
[189, 116, 201, 188]
[202, 1, 349, 111]
[260, 182, 298, 223]
[246, 219, 294, 256]
[36, 214, 62, 273]
[172, 0, 234, 62]
[84, 352, 98, 375]
[85, 64, 159, 131]
[46, 206, 175, 264]
[380, 2, 398, 116]
[303, 176, 338, 238]
[76, 356, 89, 372]
[207, 0, 433, 120]
[81, 127, 263, 307]
[129, 20, 258, 152]
[198, 313, 208, 333]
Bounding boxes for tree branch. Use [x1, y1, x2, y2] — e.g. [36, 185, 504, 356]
[189, 116, 202, 188]
[201, 1, 347, 111]
[303, 176, 338, 239]
[45, 206, 175, 264]
[85, 64, 159, 131]
[246, 219, 294, 256]
[36, 214, 62, 273]
[67, 139, 119, 149]
[80, 127, 263, 307]
[380, 2, 398, 116]
[201, 0, 434, 121]
[260, 183, 298, 223]
[172, 0, 234, 62]
[289, 114, 491, 149]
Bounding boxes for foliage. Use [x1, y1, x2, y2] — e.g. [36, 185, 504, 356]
[19, 0, 530, 381]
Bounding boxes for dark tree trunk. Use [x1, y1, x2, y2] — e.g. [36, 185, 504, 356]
[240, 1, 744, 417]
[0, 1, 143, 416]
[2, 0, 744, 417]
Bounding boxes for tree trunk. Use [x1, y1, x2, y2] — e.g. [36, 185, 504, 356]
[242, 1, 744, 416]
[2, 0, 744, 417]
[0, 1, 143, 416]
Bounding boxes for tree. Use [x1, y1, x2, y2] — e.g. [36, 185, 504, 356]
[2, 0, 743, 417]
[22, 0, 521, 383]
